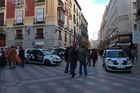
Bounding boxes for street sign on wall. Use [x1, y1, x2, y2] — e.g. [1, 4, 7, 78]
[133, 31, 140, 44]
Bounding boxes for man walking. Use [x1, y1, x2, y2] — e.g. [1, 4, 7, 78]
[78, 45, 88, 77]
[64, 46, 71, 73]
[69, 45, 78, 78]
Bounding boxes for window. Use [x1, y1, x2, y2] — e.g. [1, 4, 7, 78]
[36, 8, 44, 22]
[69, 35, 71, 43]
[64, 33, 67, 42]
[16, 0, 24, 5]
[134, 24, 137, 30]
[133, 2, 136, 9]
[73, 14, 76, 24]
[16, 29, 23, 39]
[58, 31, 62, 40]
[0, 0, 5, 7]
[36, 28, 44, 39]
[16, 10, 23, 24]
[0, 13, 4, 26]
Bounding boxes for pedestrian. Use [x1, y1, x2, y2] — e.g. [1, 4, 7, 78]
[99, 49, 104, 57]
[78, 45, 88, 77]
[8, 46, 17, 69]
[91, 48, 98, 67]
[69, 45, 78, 78]
[130, 48, 136, 63]
[0, 48, 5, 67]
[86, 50, 91, 66]
[18, 46, 25, 68]
[64, 46, 71, 73]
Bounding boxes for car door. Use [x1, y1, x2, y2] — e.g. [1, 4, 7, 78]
[26, 49, 35, 62]
[34, 50, 44, 64]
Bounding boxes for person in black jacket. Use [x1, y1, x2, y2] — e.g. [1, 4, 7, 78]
[18, 46, 25, 68]
[64, 46, 71, 73]
[69, 45, 78, 78]
[91, 49, 98, 67]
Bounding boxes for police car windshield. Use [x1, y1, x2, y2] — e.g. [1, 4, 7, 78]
[42, 50, 52, 55]
[106, 50, 127, 58]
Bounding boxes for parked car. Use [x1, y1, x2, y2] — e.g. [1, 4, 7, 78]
[25, 48, 62, 65]
[102, 48, 133, 72]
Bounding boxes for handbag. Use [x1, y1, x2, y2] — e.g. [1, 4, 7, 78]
[16, 55, 22, 63]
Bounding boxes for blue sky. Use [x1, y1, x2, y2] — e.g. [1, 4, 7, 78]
[93, 0, 109, 4]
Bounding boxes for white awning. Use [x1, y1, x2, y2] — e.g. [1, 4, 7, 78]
[116, 42, 131, 46]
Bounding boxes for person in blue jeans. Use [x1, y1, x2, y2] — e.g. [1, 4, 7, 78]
[78, 45, 88, 76]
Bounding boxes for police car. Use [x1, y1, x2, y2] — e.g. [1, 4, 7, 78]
[25, 48, 62, 65]
[102, 48, 133, 72]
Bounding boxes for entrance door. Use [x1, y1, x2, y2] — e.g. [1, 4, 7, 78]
[0, 34, 6, 47]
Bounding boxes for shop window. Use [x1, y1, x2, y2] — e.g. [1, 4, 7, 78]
[36, 28, 44, 39]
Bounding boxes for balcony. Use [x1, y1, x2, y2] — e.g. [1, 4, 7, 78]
[33, 17, 46, 24]
[35, 0, 45, 2]
[13, 20, 24, 26]
[15, 1, 24, 8]
[35, 36, 44, 39]
[35, 0, 45, 5]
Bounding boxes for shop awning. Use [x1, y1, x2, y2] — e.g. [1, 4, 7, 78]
[116, 42, 131, 46]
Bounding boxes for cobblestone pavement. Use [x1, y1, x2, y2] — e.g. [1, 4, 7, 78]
[0, 57, 140, 93]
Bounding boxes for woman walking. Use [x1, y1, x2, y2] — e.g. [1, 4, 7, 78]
[91, 49, 98, 67]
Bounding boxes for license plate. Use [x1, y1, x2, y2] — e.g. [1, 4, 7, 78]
[117, 66, 125, 69]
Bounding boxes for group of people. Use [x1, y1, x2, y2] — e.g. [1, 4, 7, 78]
[64, 45, 98, 78]
[0, 46, 25, 69]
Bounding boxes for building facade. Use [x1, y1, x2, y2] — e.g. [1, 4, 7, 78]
[79, 13, 89, 47]
[0, 0, 88, 49]
[98, 6, 107, 49]
[0, 0, 6, 47]
[105, 0, 137, 49]
[136, 0, 140, 61]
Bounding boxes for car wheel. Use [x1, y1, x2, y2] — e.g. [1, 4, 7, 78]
[102, 62, 105, 67]
[44, 59, 51, 66]
[105, 64, 109, 71]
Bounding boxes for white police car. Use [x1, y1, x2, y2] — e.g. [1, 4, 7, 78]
[25, 48, 62, 65]
[102, 48, 133, 72]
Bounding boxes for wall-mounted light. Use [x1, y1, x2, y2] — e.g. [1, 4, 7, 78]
[25, 26, 30, 35]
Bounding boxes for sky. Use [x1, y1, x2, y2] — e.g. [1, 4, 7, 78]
[78, 0, 109, 40]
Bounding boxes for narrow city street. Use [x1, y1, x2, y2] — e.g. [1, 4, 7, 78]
[0, 56, 140, 93]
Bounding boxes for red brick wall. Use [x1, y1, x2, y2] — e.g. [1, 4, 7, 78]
[25, 0, 35, 17]
[6, 0, 15, 18]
